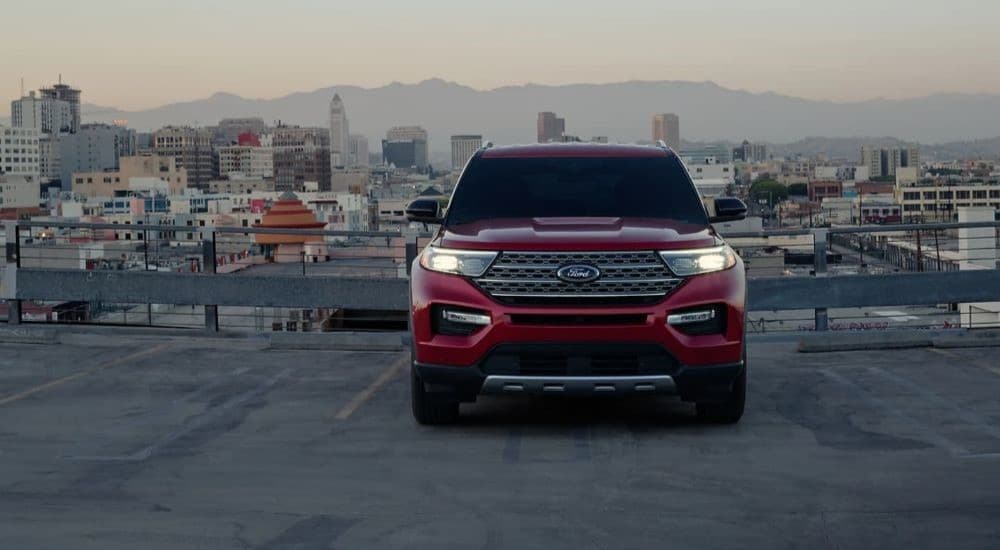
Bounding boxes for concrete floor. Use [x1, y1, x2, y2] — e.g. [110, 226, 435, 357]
[1, 335, 999, 549]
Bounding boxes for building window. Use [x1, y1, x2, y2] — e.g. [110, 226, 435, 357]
[956, 191, 970, 199]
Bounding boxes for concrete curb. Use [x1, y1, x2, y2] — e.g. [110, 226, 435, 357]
[798, 329, 1000, 353]
[0, 326, 59, 344]
[932, 330, 1000, 349]
[267, 331, 406, 352]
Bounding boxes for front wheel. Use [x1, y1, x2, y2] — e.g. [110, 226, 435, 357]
[695, 364, 746, 424]
[411, 367, 460, 425]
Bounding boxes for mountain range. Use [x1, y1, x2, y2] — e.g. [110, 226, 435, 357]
[4, 79, 999, 158]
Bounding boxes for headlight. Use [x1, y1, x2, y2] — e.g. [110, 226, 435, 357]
[659, 245, 737, 276]
[419, 246, 497, 277]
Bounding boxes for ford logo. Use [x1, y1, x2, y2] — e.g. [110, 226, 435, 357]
[556, 264, 601, 284]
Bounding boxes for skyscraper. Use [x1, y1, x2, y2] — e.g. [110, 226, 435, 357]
[861, 146, 920, 178]
[152, 126, 214, 189]
[652, 114, 680, 150]
[349, 134, 369, 167]
[40, 79, 81, 134]
[11, 92, 73, 135]
[537, 112, 565, 143]
[329, 94, 350, 171]
[451, 135, 482, 170]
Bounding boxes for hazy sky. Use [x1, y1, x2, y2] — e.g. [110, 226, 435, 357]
[4, 0, 998, 110]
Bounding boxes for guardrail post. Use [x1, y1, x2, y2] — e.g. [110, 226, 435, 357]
[405, 235, 418, 276]
[4, 221, 22, 324]
[202, 235, 218, 331]
[813, 229, 829, 331]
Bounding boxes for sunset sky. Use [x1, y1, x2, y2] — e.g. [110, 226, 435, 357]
[4, 0, 998, 110]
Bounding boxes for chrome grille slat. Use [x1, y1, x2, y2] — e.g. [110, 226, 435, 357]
[474, 250, 684, 305]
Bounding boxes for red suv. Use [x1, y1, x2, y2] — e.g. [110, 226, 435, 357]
[407, 143, 748, 425]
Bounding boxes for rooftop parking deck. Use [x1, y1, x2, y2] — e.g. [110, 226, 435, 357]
[1, 331, 999, 549]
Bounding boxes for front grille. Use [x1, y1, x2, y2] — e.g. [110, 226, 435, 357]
[474, 251, 684, 306]
[481, 343, 679, 377]
[509, 314, 648, 326]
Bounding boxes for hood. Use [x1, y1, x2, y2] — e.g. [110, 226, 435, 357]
[438, 217, 719, 251]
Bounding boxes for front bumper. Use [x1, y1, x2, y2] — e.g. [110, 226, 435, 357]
[410, 261, 746, 369]
[414, 359, 745, 402]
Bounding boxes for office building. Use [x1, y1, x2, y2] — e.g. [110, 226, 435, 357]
[732, 140, 767, 163]
[153, 127, 214, 189]
[272, 125, 329, 148]
[386, 126, 429, 143]
[213, 118, 267, 145]
[39, 79, 82, 133]
[652, 113, 680, 150]
[71, 154, 187, 198]
[217, 145, 274, 179]
[383, 126, 429, 170]
[382, 139, 428, 172]
[273, 146, 331, 192]
[861, 146, 920, 178]
[208, 178, 275, 195]
[898, 182, 1000, 220]
[349, 134, 369, 167]
[0, 125, 41, 184]
[451, 135, 482, 170]
[329, 94, 350, 170]
[680, 144, 732, 165]
[57, 123, 135, 188]
[11, 92, 74, 135]
[0, 174, 41, 209]
[537, 112, 565, 143]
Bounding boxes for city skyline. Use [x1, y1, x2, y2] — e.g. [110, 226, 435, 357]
[4, 1, 1000, 110]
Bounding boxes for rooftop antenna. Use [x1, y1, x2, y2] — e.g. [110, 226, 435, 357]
[59, 73, 62, 85]
[20, 77, 24, 97]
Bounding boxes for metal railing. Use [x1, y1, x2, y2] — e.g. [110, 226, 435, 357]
[3, 219, 999, 333]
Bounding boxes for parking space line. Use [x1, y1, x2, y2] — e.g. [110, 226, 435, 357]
[0, 342, 173, 407]
[821, 369, 968, 455]
[331, 354, 409, 420]
[928, 347, 1000, 379]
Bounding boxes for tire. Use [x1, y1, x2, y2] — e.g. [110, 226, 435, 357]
[695, 365, 746, 424]
[411, 366, 460, 425]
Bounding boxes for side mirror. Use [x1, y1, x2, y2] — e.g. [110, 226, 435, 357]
[710, 197, 747, 223]
[405, 199, 443, 224]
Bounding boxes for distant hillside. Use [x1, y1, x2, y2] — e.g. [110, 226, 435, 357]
[76, 79, 1000, 150]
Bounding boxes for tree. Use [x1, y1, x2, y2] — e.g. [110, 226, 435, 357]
[749, 180, 788, 206]
[787, 183, 808, 196]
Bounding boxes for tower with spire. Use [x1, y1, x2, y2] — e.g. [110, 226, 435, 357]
[329, 93, 350, 171]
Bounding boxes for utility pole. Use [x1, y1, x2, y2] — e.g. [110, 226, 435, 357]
[915, 225, 923, 272]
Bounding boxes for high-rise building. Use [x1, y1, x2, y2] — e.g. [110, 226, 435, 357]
[11, 92, 74, 135]
[57, 123, 136, 189]
[39, 79, 81, 134]
[349, 134, 369, 167]
[217, 145, 274, 179]
[451, 135, 482, 170]
[273, 146, 331, 192]
[0, 125, 41, 185]
[732, 140, 768, 163]
[213, 118, 267, 145]
[537, 112, 565, 143]
[861, 146, 920, 178]
[382, 139, 428, 172]
[153, 126, 214, 189]
[652, 113, 680, 150]
[383, 126, 429, 170]
[272, 125, 329, 148]
[329, 94, 350, 170]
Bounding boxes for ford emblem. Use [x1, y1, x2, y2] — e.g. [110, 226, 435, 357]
[556, 264, 601, 284]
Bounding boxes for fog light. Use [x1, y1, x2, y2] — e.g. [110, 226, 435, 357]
[433, 306, 492, 336]
[667, 309, 716, 326]
[442, 309, 491, 326]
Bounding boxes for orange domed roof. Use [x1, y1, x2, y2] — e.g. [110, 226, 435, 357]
[254, 192, 324, 244]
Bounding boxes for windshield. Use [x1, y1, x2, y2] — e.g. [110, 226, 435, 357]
[445, 156, 709, 226]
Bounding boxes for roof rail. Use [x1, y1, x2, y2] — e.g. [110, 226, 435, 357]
[481, 141, 494, 150]
[655, 140, 669, 150]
